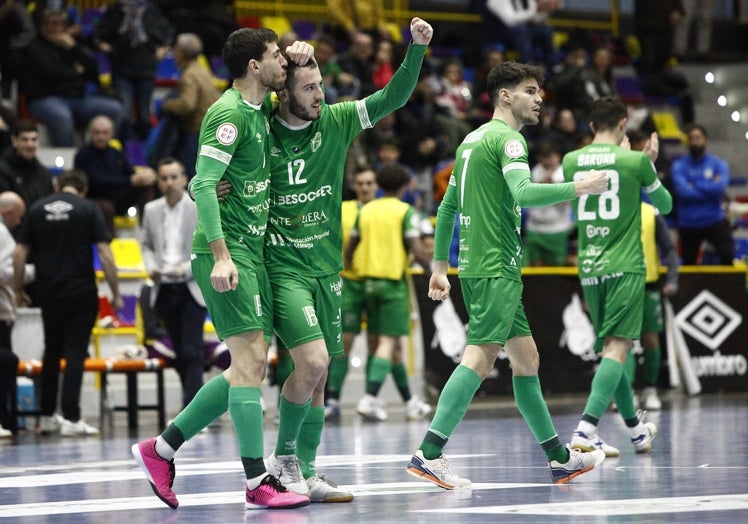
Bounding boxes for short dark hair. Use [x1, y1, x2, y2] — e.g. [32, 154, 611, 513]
[58, 169, 88, 194]
[535, 141, 560, 159]
[285, 57, 319, 90]
[686, 124, 708, 138]
[376, 164, 410, 193]
[156, 156, 183, 170]
[486, 61, 544, 105]
[590, 96, 627, 133]
[13, 119, 38, 137]
[222, 27, 278, 80]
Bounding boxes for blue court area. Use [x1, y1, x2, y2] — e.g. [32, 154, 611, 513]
[0, 392, 746, 523]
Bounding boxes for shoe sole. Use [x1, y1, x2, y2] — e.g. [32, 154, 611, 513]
[572, 442, 620, 458]
[406, 465, 459, 490]
[245, 498, 311, 510]
[131, 443, 179, 509]
[356, 409, 386, 422]
[311, 493, 354, 503]
[551, 452, 605, 484]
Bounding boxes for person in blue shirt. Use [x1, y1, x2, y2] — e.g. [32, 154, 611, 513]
[671, 124, 733, 265]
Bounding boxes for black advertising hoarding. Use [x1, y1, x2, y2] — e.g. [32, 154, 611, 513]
[412, 266, 747, 396]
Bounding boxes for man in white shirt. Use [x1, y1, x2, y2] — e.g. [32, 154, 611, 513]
[140, 157, 207, 407]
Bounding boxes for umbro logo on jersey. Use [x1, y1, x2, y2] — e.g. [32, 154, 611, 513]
[43, 200, 73, 221]
[270, 147, 281, 156]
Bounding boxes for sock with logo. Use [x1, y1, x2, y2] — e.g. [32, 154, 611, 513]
[274, 396, 311, 456]
[296, 406, 324, 478]
[228, 386, 264, 478]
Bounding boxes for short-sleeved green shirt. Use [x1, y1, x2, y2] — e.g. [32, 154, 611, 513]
[191, 88, 273, 263]
[562, 143, 660, 276]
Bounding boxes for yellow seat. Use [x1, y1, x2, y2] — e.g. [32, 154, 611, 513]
[651, 111, 687, 142]
[260, 16, 292, 37]
[110, 238, 147, 274]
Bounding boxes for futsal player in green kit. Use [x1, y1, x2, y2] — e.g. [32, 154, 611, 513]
[132, 29, 314, 510]
[262, 17, 434, 502]
[563, 96, 672, 456]
[406, 61, 610, 489]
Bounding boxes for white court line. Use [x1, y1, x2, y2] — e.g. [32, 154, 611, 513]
[0, 482, 535, 518]
[417, 493, 748, 516]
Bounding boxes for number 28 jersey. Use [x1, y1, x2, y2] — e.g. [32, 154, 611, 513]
[562, 143, 659, 276]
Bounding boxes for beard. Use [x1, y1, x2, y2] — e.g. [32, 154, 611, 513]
[689, 145, 706, 157]
[289, 96, 320, 122]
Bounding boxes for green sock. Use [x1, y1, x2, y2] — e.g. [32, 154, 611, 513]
[391, 362, 411, 402]
[642, 346, 662, 386]
[512, 375, 565, 462]
[326, 354, 349, 400]
[624, 350, 636, 386]
[420, 365, 481, 460]
[275, 396, 311, 456]
[228, 387, 264, 476]
[612, 372, 638, 420]
[583, 358, 624, 419]
[171, 374, 229, 442]
[297, 406, 324, 478]
[365, 356, 391, 396]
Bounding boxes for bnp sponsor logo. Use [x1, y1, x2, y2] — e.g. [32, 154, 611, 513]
[675, 290, 746, 378]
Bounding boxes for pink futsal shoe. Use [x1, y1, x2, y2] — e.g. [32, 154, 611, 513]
[245, 474, 311, 510]
[131, 438, 179, 508]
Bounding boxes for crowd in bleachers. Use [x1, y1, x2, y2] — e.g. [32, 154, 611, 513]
[0, 0, 744, 263]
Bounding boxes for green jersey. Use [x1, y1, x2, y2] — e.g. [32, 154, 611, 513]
[191, 88, 273, 263]
[264, 43, 427, 277]
[562, 143, 671, 277]
[434, 119, 577, 280]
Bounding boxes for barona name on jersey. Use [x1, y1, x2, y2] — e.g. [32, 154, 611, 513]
[272, 185, 333, 206]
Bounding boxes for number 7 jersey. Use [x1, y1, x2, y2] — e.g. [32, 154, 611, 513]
[562, 143, 659, 276]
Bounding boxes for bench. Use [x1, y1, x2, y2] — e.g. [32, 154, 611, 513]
[16, 357, 169, 432]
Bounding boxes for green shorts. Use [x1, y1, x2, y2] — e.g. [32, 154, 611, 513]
[363, 278, 410, 337]
[523, 230, 570, 266]
[270, 271, 343, 356]
[581, 272, 645, 349]
[641, 283, 664, 334]
[192, 252, 272, 341]
[461, 277, 531, 345]
[341, 277, 366, 333]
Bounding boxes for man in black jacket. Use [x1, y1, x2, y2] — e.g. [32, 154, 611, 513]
[0, 120, 54, 211]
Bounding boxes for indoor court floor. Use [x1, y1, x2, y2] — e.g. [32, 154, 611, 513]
[1, 391, 746, 523]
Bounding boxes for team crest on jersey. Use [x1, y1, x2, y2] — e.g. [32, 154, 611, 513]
[504, 139, 524, 158]
[311, 131, 322, 152]
[216, 123, 237, 145]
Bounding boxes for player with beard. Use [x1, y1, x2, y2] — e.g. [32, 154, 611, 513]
[262, 17, 433, 503]
[132, 28, 314, 511]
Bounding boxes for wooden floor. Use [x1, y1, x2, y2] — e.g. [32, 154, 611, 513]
[1, 390, 747, 523]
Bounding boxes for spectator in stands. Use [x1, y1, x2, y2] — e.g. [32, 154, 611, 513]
[160, 33, 220, 177]
[155, 0, 237, 57]
[575, 46, 617, 121]
[547, 39, 587, 112]
[315, 34, 359, 103]
[484, 0, 562, 71]
[21, 8, 126, 147]
[140, 157, 206, 408]
[337, 31, 377, 98]
[436, 58, 480, 129]
[673, 0, 715, 62]
[13, 169, 122, 437]
[541, 108, 579, 156]
[671, 124, 734, 265]
[524, 141, 572, 266]
[633, 0, 694, 124]
[74, 115, 156, 236]
[471, 45, 504, 122]
[394, 70, 451, 213]
[0, 104, 18, 155]
[0, 190, 31, 436]
[372, 39, 394, 90]
[0, 0, 35, 100]
[0, 120, 55, 210]
[326, 0, 389, 44]
[93, 0, 175, 141]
